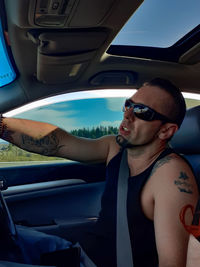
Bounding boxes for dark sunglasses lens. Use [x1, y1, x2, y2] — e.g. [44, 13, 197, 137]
[123, 100, 154, 121]
[134, 106, 154, 121]
[134, 107, 153, 121]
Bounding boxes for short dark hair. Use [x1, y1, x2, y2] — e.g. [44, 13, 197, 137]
[145, 78, 186, 128]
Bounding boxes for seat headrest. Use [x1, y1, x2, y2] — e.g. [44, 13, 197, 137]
[170, 105, 200, 154]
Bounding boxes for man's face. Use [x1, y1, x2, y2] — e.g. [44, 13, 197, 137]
[118, 85, 173, 148]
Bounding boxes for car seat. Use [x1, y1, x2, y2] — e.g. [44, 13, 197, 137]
[170, 105, 200, 191]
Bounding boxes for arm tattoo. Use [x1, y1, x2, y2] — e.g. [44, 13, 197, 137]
[150, 154, 194, 195]
[174, 171, 193, 194]
[1, 123, 64, 156]
[21, 130, 64, 156]
[1, 124, 14, 143]
[149, 155, 173, 178]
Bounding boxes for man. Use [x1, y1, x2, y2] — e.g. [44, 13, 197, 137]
[0, 78, 198, 267]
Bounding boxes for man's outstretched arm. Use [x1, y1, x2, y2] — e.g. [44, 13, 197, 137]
[0, 117, 116, 163]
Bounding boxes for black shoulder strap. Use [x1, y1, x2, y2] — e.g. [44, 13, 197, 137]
[116, 149, 134, 267]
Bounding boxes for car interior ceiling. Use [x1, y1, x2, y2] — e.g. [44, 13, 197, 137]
[0, 0, 200, 114]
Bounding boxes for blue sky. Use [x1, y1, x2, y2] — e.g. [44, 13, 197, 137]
[3, 90, 134, 131]
[112, 0, 200, 48]
[0, 91, 135, 143]
[11, 97, 126, 132]
[8, 90, 200, 133]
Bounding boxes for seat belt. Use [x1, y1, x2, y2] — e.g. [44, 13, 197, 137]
[116, 149, 134, 267]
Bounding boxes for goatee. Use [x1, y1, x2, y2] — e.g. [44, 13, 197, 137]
[116, 135, 134, 149]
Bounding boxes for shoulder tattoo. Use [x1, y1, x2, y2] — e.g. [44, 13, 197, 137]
[174, 171, 193, 194]
[149, 155, 174, 178]
[150, 154, 194, 195]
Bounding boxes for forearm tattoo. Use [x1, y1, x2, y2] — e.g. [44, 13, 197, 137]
[21, 130, 64, 156]
[174, 171, 193, 194]
[1, 123, 64, 156]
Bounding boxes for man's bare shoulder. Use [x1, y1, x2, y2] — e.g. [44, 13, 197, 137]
[97, 134, 117, 148]
[149, 152, 198, 198]
[151, 152, 193, 177]
[101, 135, 120, 164]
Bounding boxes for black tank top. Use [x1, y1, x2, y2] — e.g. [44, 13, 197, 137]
[80, 148, 174, 267]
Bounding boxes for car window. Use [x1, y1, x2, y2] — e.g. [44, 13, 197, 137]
[0, 90, 200, 167]
[0, 90, 132, 167]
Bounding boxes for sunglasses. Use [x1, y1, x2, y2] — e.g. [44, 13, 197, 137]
[123, 99, 172, 122]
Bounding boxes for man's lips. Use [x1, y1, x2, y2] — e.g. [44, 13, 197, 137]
[119, 124, 131, 135]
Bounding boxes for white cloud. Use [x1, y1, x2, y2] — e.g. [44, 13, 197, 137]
[105, 89, 135, 112]
[14, 109, 79, 131]
[99, 120, 121, 128]
[106, 98, 126, 112]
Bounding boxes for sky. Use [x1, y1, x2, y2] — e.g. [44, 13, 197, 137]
[112, 0, 200, 48]
[4, 91, 135, 132]
[0, 90, 135, 144]
[2, 89, 200, 139]
[12, 98, 124, 131]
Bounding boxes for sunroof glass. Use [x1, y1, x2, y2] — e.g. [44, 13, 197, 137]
[111, 0, 200, 48]
[0, 20, 16, 87]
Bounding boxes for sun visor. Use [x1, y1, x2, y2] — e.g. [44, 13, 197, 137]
[38, 31, 107, 55]
[37, 50, 95, 84]
[34, 31, 107, 84]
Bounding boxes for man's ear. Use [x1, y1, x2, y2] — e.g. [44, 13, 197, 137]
[158, 123, 178, 140]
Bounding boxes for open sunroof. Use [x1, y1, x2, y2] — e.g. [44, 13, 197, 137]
[111, 0, 200, 48]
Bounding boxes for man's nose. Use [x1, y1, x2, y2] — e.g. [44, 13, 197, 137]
[124, 107, 135, 121]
